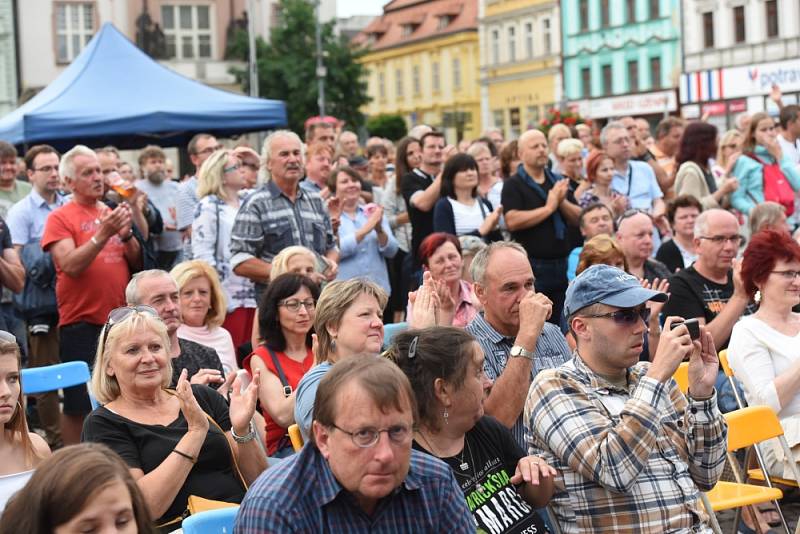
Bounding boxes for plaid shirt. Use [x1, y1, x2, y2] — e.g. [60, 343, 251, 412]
[234, 444, 475, 533]
[524, 354, 727, 533]
[229, 181, 336, 287]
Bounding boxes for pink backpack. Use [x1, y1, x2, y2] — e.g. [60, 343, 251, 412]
[748, 153, 795, 216]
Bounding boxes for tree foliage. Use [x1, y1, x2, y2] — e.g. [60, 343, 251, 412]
[366, 114, 407, 141]
[229, 0, 371, 135]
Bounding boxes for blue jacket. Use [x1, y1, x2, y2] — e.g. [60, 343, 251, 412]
[730, 145, 800, 214]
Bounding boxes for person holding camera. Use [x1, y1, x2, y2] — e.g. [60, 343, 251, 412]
[524, 264, 727, 533]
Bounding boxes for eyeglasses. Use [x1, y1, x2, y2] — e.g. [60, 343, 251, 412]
[772, 270, 800, 281]
[698, 235, 743, 246]
[278, 298, 316, 312]
[223, 163, 241, 173]
[100, 305, 160, 350]
[331, 424, 412, 448]
[580, 307, 651, 325]
[197, 145, 224, 156]
[33, 165, 58, 174]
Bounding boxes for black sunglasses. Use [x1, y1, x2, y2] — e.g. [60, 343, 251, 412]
[580, 307, 650, 325]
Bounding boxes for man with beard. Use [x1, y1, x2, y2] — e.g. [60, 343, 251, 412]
[231, 131, 338, 295]
[0, 141, 32, 218]
[135, 145, 181, 270]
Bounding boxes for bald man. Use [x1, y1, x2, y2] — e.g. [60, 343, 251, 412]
[502, 129, 580, 325]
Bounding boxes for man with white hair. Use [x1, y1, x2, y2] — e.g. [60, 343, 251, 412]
[338, 131, 360, 159]
[230, 130, 338, 296]
[42, 145, 142, 443]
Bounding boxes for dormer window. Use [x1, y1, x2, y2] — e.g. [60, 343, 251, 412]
[402, 23, 417, 36]
[437, 15, 453, 29]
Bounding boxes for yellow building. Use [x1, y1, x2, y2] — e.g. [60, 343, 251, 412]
[354, 0, 481, 143]
[479, 0, 562, 138]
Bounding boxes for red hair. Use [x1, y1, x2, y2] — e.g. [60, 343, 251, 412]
[742, 229, 800, 299]
[585, 150, 612, 183]
[418, 232, 461, 267]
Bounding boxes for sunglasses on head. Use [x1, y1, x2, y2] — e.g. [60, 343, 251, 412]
[581, 306, 650, 325]
[100, 305, 160, 349]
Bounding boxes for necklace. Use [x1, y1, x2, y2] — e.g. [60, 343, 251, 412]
[417, 430, 485, 493]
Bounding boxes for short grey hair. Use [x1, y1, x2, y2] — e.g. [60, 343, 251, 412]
[59, 145, 96, 179]
[470, 241, 528, 286]
[125, 269, 174, 305]
[261, 130, 303, 182]
[600, 121, 626, 148]
[694, 208, 737, 238]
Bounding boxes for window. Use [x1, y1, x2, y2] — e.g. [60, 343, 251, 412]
[602, 64, 613, 95]
[601, 0, 610, 27]
[525, 22, 534, 58]
[161, 4, 213, 59]
[527, 106, 540, 125]
[702, 12, 714, 48]
[649, 0, 659, 18]
[432, 62, 440, 91]
[55, 3, 94, 63]
[492, 29, 500, 63]
[626, 0, 636, 22]
[581, 67, 591, 97]
[542, 19, 552, 55]
[628, 60, 639, 92]
[508, 26, 516, 62]
[733, 5, 746, 42]
[766, 0, 778, 37]
[402, 24, 415, 37]
[510, 108, 521, 138]
[579, 0, 589, 31]
[493, 109, 505, 130]
[378, 71, 385, 99]
[395, 68, 403, 97]
[650, 56, 661, 89]
[437, 15, 452, 29]
[453, 58, 462, 89]
[412, 65, 420, 95]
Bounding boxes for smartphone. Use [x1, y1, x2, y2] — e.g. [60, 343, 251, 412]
[670, 318, 701, 340]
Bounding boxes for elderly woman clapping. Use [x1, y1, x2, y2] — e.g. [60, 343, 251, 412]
[81, 306, 265, 530]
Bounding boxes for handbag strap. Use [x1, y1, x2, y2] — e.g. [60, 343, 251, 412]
[266, 347, 293, 397]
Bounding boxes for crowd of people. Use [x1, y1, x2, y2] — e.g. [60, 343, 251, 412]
[2, 99, 800, 532]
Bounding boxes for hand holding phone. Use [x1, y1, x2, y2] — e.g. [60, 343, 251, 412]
[669, 318, 701, 340]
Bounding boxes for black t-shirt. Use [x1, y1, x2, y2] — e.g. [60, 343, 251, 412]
[501, 174, 570, 259]
[655, 239, 684, 274]
[565, 178, 583, 251]
[172, 338, 224, 389]
[401, 169, 435, 266]
[81, 385, 245, 526]
[662, 265, 755, 349]
[413, 416, 548, 534]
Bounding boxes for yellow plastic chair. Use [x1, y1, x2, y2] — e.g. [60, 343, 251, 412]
[673, 361, 689, 394]
[288, 423, 304, 452]
[705, 405, 800, 534]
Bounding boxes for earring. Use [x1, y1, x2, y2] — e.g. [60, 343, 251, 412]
[443, 408, 449, 425]
[754, 290, 762, 304]
[331, 338, 337, 352]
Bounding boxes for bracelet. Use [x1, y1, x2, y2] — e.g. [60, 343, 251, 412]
[173, 448, 197, 464]
[231, 421, 256, 443]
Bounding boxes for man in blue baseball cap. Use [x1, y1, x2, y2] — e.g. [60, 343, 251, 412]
[523, 264, 727, 533]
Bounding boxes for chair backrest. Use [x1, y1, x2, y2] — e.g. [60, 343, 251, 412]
[382, 321, 408, 349]
[724, 405, 786, 452]
[718, 349, 733, 378]
[181, 506, 239, 534]
[21, 361, 90, 394]
[288, 423, 304, 452]
[673, 362, 689, 394]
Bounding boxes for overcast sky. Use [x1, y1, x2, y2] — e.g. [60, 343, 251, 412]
[338, 0, 385, 18]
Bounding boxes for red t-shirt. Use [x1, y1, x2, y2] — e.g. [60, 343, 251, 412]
[41, 201, 130, 326]
[243, 345, 313, 455]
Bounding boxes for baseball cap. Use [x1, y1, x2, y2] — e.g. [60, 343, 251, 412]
[564, 264, 668, 318]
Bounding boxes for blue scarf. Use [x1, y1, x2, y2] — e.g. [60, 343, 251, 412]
[516, 163, 566, 240]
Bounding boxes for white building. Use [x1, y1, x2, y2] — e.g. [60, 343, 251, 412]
[0, 0, 16, 116]
[680, 0, 800, 129]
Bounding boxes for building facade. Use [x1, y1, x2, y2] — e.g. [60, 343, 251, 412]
[479, 0, 561, 139]
[562, 0, 681, 122]
[680, 0, 800, 130]
[355, 0, 481, 143]
[0, 0, 16, 116]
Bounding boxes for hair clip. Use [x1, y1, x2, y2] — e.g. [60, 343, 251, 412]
[408, 336, 419, 359]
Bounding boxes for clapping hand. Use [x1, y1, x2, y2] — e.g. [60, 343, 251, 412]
[229, 369, 260, 435]
[408, 271, 441, 328]
[176, 369, 209, 434]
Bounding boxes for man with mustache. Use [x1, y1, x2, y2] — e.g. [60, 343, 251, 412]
[135, 145, 181, 270]
[231, 130, 338, 296]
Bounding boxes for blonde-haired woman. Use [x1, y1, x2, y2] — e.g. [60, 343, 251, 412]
[293, 278, 387, 439]
[192, 150, 257, 352]
[171, 260, 238, 372]
[712, 129, 742, 184]
[0, 333, 50, 512]
[81, 307, 263, 530]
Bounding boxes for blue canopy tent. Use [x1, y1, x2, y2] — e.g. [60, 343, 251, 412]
[0, 23, 286, 151]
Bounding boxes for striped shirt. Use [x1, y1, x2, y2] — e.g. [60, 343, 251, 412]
[234, 445, 475, 533]
[465, 312, 571, 448]
[524, 354, 727, 533]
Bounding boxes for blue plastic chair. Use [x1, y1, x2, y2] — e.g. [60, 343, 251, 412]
[21, 361, 99, 410]
[182, 506, 239, 534]
[383, 321, 409, 349]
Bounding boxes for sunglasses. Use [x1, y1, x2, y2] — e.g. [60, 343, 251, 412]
[615, 208, 652, 227]
[100, 305, 160, 350]
[581, 307, 650, 325]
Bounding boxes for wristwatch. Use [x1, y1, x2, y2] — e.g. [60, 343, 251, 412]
[510, 345, 534, 360]
[231, 421, 256, 443]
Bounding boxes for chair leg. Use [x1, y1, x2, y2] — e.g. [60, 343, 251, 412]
[700, 493, 723, 534]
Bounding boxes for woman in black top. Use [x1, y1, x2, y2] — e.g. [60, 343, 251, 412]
[81, 306, 265, 530]
[390, 326, 555, 534]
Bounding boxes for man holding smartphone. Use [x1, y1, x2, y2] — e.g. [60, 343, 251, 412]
[524, 264, 727, 533]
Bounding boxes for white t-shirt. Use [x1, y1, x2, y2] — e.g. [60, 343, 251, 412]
[778, 134, 800, 167]
[448, 198, 485, 235]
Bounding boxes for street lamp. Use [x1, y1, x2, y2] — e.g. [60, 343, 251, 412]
[315, 0, 326, 116]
